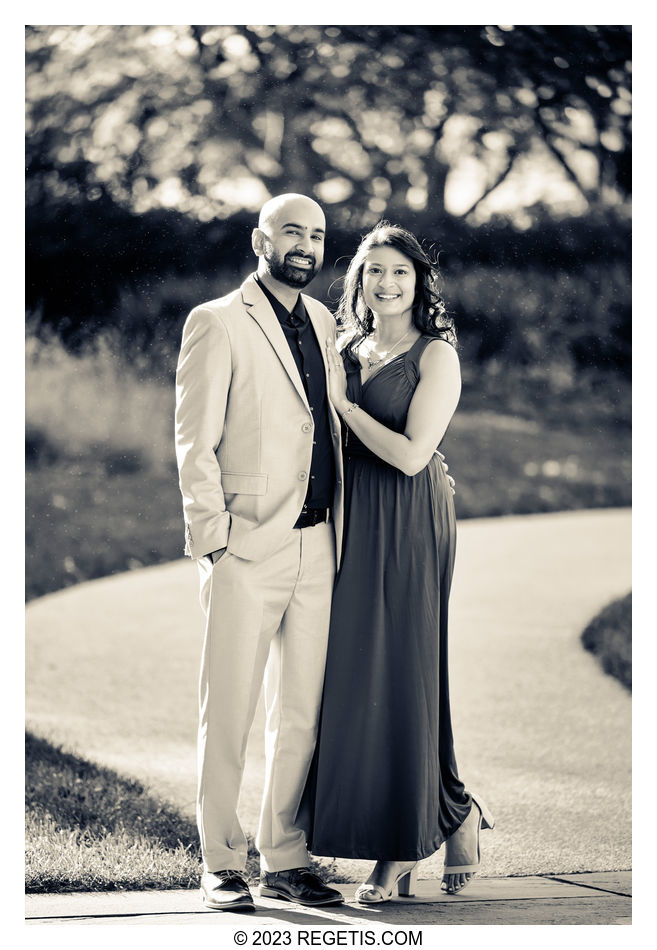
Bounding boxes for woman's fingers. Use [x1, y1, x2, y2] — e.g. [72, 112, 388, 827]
[326, 340, 345, 380]
[326, 339, 338, 369]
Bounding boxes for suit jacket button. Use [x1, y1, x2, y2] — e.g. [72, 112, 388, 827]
[298, 471, 307, 481]
[302, 422, 312, 433]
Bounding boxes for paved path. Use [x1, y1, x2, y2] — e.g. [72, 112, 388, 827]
[26, 509, 631, 886]
[26, 872, 631, 926]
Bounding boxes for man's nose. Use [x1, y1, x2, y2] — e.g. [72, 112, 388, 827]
[295, 233, 313, 255]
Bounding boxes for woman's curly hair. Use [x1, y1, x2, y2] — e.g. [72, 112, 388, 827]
[335, 221, 456, 357]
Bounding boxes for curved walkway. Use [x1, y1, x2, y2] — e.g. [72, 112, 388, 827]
[26, 508, 631, 882]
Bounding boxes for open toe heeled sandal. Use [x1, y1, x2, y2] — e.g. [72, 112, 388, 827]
[442, 792, 495, 894]
[355, 864, 418, 904]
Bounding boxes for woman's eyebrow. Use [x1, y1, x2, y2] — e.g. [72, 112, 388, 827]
[366, 260, 410, 267]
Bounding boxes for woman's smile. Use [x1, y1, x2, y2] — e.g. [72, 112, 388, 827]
[362, 246, 416, 318]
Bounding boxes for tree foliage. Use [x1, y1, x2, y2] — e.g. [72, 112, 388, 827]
[25, 25, 631, 383]
[26, 25, 631, 228]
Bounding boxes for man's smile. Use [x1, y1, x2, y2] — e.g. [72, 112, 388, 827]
[287, 255, 314, 269]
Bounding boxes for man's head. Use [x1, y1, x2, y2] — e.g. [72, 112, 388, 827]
[252, 193, 326, 288]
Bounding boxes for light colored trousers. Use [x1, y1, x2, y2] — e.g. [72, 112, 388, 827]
[196, 520, 335, 873]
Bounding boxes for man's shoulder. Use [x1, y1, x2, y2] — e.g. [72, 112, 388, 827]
[189, 286, 243, 317]
[184, 285, 252, 335]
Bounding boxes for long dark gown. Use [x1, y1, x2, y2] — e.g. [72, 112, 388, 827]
[299, 335, 472, 861]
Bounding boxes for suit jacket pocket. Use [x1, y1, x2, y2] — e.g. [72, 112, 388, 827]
[221, 472, 268, 495]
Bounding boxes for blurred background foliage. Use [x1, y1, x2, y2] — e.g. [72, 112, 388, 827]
[26, 25, 631, 366]
[25, 24, 632, 600]
[27, 24, 631, 222]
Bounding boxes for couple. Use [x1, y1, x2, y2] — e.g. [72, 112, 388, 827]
[174, 193, 493, 913]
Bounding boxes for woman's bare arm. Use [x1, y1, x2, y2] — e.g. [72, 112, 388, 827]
[327, 339, 461, 477]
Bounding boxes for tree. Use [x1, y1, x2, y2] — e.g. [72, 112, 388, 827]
[26, 25, 631, 228]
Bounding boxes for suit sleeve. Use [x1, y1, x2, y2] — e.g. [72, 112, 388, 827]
[174, 306, 232, 558]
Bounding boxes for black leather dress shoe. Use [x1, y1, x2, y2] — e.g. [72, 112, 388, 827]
[259, 868, 344, 906]
[201, 870, 255, 911]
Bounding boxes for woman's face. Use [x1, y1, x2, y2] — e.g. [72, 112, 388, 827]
[361, 245, 417, 321]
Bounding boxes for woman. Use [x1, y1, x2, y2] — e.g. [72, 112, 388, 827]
[300, 223, 494, 902]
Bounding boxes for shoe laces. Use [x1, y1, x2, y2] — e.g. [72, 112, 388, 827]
[218, 869, 246, 883]
[293, 868, 323, 886]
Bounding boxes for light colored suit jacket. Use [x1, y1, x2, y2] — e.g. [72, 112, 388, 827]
[175, 273, 344, 564]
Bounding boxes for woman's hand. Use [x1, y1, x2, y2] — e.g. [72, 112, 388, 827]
[325, 339, 349, 413]
[437, 451, 456, 495]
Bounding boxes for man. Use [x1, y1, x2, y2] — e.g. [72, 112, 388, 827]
[175, 194, 345, 912]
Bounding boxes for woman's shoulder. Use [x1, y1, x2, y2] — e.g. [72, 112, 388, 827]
[410, 333, 456, 359]
[407, 334, 459, 378]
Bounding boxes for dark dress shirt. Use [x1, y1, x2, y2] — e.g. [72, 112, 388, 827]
[255, 276, 335, 511]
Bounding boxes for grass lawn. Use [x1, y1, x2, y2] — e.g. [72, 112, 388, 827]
[581, 592, 632, 691]
[26, 332, 631, 602]
[26, 409, 631, 602]
[25, 732, 203, 892]
[25, 732, 340, 892]
[26, 456, 183, 601]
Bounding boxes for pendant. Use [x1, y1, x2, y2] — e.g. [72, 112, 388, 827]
[366, 353, 384, 370]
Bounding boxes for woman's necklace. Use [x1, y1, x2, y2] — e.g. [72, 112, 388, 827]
[365, 327, 413, 370]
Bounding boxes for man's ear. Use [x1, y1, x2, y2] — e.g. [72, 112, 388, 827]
[252, 227, 266, 257]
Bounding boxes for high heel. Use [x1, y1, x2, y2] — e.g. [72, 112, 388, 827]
[355, 861, 418, 904]
[397, 866, 417, 897]
[442, 792, 494, 894]
[473, 792, 495, 831]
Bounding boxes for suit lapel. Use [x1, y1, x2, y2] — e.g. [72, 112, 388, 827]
[304, 295, 342, 432]
[241, 275, 309, 407]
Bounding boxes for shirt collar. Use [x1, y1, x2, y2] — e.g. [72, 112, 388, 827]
[255, 274, 307, 328]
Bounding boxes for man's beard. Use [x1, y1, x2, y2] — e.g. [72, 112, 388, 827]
[263, 242, 319, 287]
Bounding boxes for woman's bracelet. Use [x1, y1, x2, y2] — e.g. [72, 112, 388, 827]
[341, 402, 359, 417]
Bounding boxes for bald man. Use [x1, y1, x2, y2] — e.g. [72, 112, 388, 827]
[175, 195, 345, 910]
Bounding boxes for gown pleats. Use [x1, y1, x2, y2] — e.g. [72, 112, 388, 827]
[299, 336, 471, 860]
